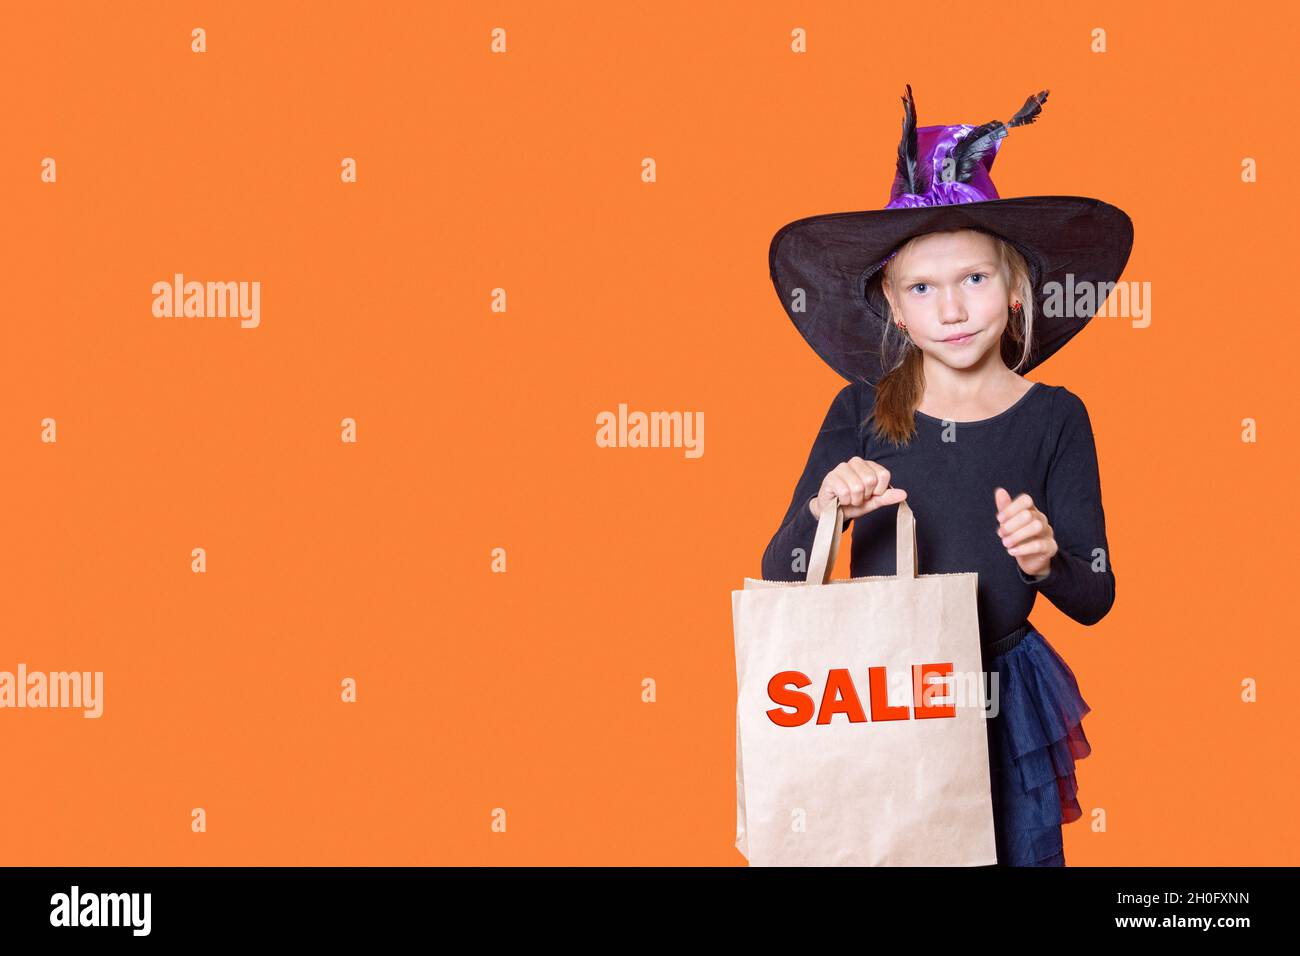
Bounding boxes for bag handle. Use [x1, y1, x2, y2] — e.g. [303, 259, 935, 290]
[805, 496, 917, 585]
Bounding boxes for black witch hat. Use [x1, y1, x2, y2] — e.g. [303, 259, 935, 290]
[768, 85, 1134, 386]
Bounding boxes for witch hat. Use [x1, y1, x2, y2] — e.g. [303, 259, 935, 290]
[768, 85, 1134, 386]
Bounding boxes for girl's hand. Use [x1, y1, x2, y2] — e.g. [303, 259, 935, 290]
[994, 487, 1057, 577]
[810, 457, 907, 521]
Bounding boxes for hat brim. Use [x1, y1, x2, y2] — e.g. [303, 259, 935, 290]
[768, 196, 1134, 385]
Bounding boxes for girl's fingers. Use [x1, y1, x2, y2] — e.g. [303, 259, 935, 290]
[847, 470, 878, 509]
[830, 476, 858, 507]
[863, 461, 892, 497]
[864, 487, 907, 513]
[1002, 519, 1045, 549]
[826, 459, 900, 516]
[995, 493, 1035, 523]
[838, 466, 875, 506]
[824, 481, 844, 508]
[847, 457, 875, 481]
[998, 509, 1038, 537]
[1008, 537, 1046, 557]
[829, 476, 862, 508]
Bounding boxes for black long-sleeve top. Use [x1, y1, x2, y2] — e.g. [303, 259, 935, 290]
[760, 380, 1115, 645]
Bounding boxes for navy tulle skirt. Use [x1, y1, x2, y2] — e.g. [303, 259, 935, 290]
[983, 625, 1092, 866]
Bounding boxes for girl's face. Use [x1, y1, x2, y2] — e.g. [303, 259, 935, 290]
[883, 229, 1015, 371]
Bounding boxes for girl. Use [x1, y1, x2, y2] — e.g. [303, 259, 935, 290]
[761, 86, 1132, 866]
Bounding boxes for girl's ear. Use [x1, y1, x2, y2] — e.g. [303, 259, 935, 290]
[883, 293, 899, 323]
[880, 280, 897, 316]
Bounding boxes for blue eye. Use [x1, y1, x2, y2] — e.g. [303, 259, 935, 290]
[910, 274, 988, 294]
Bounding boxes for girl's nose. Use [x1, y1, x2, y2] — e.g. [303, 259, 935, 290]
[939, 290, 966, 320]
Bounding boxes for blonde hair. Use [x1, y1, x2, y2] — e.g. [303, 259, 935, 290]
[866, 230, 1036, 446]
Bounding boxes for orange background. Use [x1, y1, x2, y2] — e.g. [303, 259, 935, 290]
[3, 0, 1296, 865]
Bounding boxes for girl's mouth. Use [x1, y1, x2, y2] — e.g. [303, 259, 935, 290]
[942, 331, 978, 345]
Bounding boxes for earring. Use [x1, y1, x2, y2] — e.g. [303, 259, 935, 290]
[1011, 300, 1022, 314]
[895, 320, 908, 333]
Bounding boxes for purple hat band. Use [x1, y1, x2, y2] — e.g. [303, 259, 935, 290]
[878, 123, 1006, 269]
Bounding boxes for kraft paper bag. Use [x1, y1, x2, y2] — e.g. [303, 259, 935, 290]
[732, 497, 997, 866]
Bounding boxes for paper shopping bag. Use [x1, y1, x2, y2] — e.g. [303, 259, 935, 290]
[732, 497, 997, 866]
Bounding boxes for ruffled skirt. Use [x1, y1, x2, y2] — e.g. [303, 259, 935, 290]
[983, 626, 1092, 866]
